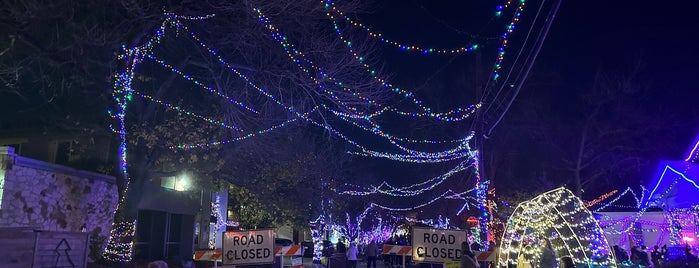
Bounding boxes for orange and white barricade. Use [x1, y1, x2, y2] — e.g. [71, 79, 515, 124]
[383, 245, 412, 268]
[275, 245, 304, 268]
[474, 251, 496, 262]
[382, 244, 412, 256]
[275, 245, 303, 256]
[194, 249, 223, 261]
[194, 249, 223, 268]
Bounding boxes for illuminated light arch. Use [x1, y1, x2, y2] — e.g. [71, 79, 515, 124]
[498, 187, 616, 268]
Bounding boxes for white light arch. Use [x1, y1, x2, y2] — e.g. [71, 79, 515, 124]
[498, 187, 616, 268]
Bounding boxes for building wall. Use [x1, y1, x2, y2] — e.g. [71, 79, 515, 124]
[0, 146, 118, 244]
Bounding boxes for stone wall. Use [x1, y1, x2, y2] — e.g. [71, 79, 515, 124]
[0, 146, 118, 245]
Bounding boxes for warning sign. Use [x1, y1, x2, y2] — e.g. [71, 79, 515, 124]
[411, 227, 466, 263]
[222, 229, 275, 265]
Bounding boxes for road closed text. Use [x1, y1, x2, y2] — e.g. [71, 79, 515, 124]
[416, 233, 461, 259]
[226, 248, 272, 261]
[223, 229, 275, 265]
[415, 246, 462, 259]
[411, 228, 466, 263]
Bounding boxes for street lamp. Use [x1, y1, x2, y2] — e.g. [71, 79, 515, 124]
[175, 173, 190, 191]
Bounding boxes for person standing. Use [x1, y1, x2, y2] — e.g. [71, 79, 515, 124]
[660, 244, 668, 262]
[538, 239, 556, 268]
[639, 246, 652, 267]
[347, 242, 359, 268]
[560, 256, 575, 268]
[365, 240, 379, 268]
[461, 241, 480, 268]
[517, 245, 533, 268]
[651, 245, 662, 268]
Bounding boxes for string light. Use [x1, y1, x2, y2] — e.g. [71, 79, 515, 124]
[491, 0, 527, 81]
[172, 117, 301, 150]
[368, 189, 478, 212]
[209, 195, 226, 249]
[131, 89, 241, 131]
[585, 190, 618, 207]
[592, 187, 645, 212]
[103, 220, 137, 262]
[101, 17, 473, 167]
[323, 0, 482, 55]
[178, 21, 475, 159]
[310, 215, 326, 263]
[340, 159, 477, 197]
[253, 7, 485, 121]
[146, 54, 259, 115]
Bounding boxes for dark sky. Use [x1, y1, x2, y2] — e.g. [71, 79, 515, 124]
[344, 0, 699, 198]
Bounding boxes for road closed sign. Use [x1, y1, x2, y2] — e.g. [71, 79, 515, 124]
[411, 227, 466, 263]
[222, 229, 275, 265]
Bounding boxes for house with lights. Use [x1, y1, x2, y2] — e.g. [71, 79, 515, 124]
[595, 135, 699, 259]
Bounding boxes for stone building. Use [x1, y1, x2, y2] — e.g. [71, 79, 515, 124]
[0, 146, 118, 256]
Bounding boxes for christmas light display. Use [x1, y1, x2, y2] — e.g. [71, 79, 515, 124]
[104, 0, 525, 258]
[358, 217, 396, 244]
[585, 190, 618, 208]
[340, 158, 477, 197]
[146, 54, 259, 114]
[310, 215, 326, 263]
[131, 89, 241, 131]
[591, 187, 645, 212]
[106, 16, 478, 165]
[646, 165, 699, 206]
[175, 20, 477, 160]
[498, 187, 616, 268]
[489, 0, 526, 82]
[172, 117, 301, 150]
[323, 0, 483, 55]
[416, 215, 453, 229]
[685, 139, 699, 162]
[103, 220, 137, 262]
[209, 195, 226, 249]
[368, 189, 478, 212]
[320, 0, 527, 89]
[253, 7, 487, 121]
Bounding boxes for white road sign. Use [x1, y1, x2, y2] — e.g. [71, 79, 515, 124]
[411, 227, 467, 263]
[222, 229, 275, 265]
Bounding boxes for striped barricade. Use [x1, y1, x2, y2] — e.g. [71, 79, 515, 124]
[195, 246, 304, 267]
[474, 251, 496, 262]
[382, 245, 412, 256]
[276, 245, 304, 268]
[194, 249, 223, 261]
[275, 245, 303, 256]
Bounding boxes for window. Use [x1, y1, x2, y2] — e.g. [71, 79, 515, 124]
[160, 176, 189, 191]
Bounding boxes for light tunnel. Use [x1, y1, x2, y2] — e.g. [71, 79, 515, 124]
[498, 187, 616, 267]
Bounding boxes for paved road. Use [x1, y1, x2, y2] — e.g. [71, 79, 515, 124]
[302, 255, 436, 268]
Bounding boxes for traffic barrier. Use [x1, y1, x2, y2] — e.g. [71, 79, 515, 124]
[474, 251, 496, 262]
[382, 245, 412, 256]
[275, 245, 303, 256]
[195, 246, 305, 268]
[194, 249, 223, 261]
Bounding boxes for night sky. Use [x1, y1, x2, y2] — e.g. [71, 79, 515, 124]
[350, 0, 699, 198]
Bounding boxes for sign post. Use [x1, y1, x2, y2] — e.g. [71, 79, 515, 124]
[411, 227, 467, 264]
[222, 229, 275, 266]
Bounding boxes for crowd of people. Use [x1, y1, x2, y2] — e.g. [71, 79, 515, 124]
[613, 243, 698, 267]
[326, 234, 699, 268]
